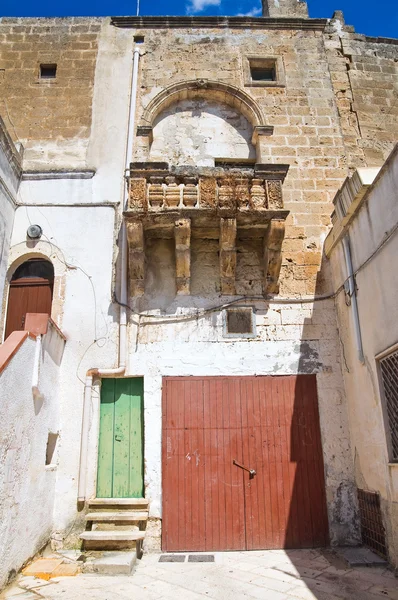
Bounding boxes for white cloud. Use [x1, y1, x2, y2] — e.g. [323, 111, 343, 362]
[186, 0, 222, 14]
[237, 4, 262, 17]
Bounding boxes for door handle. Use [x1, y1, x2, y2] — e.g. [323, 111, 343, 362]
[115, 435, 122, 442]
[233, 459, 256, 478]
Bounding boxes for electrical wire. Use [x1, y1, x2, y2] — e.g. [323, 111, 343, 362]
[111, 215, 398, 325]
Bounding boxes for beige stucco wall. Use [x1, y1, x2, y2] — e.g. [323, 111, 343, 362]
[328, 145, 398, 567]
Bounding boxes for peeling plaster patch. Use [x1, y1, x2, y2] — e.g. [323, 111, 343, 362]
[150, 99, 255, 167]
[330, 480, 361, 546]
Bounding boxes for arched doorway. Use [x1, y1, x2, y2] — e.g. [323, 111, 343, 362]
[4, 258, 54, 339]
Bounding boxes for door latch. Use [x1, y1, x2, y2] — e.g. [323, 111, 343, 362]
[233, 459, 256, 478]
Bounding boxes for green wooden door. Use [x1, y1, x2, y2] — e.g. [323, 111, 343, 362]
[97, 378, 144, 498]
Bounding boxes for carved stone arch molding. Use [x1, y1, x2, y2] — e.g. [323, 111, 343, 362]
[3, 243, 67, 335]
[136, 79, 273, 161]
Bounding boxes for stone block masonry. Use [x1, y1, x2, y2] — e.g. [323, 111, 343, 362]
[0, 18, 101, 168]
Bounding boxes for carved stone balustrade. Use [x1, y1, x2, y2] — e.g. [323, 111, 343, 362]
[127, 162, 288, 214]
[124, 162, 290, 297]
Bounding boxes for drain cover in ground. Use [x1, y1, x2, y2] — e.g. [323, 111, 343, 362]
[188, 555, 215, 562]
[159, 555, 186, 563]
[335, 547, 387, 567]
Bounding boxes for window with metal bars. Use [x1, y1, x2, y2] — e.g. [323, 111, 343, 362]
[379, 349, 398, 462]
[357, 489, 387, 558]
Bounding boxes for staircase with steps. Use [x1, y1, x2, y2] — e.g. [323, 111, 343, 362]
[80, 498, 148, 558]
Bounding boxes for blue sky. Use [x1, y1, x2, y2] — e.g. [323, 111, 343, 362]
[1, 0, 397, 38]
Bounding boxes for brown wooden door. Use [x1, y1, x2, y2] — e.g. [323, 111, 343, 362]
[4, 277, 53, 339]
[162, 375, 329, 552]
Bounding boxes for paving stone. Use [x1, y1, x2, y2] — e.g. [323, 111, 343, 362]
[335, 548, 388, 567]
[83, 551, 137, 575]
[22, 558, 64, 580]
[3, 549, 397, 600]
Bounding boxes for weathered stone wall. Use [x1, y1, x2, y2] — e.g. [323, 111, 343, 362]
[0, 17, 102, 168]
[262, 0, 309, 18]
[325, 12, 398, 168]
[134, 24, 347, 297]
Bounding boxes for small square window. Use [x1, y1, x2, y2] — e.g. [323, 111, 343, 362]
[251, 66, 276, 82]
[244, 56, 285, 88]
[40, 64, 57, 79]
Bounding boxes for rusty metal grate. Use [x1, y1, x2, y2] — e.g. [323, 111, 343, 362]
[357, 489, 387, 559]
[379, 350, 398, 461]
[159, 555, 186, 563]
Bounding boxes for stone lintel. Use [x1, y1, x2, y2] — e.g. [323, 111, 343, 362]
[174, 218, 191, 295]
[220, 218, 237, 296]
[136, 126, 153, 144]
[264, 220, 286, 294]
[126, 220, 145, 297]
[251, 125, 274, 145]
[254, 164, 289, 182]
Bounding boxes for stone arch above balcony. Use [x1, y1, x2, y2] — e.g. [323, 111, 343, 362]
[136, 79, 273, 161]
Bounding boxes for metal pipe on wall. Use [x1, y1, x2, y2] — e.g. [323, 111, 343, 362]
[342, 235, 364, 364]
[78, 44, 141, 502]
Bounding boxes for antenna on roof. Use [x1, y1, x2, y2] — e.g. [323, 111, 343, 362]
[137, 0, 140, 16]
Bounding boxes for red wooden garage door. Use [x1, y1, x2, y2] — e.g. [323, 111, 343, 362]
[162, 375, 329, 552]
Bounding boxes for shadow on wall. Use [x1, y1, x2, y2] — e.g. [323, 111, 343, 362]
[297, 255, 360, 550]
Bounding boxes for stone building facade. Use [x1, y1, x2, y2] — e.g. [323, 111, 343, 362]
[0, 0, 397, 584]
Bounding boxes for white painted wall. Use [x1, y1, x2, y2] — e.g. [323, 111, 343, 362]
[329, 146, 398, 566]
[0, 325, 65, 588]
[0, 119, 20, 315]
[150, 99, 255, 166]
[1, 21, 135, 556]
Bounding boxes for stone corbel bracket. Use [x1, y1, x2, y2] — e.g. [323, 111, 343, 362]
[264, 220, 286, 294]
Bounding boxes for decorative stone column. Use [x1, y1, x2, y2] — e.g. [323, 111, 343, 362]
[126, 220, 145, 297]
[220, 218, 237, 295]
[174, 218, 191, 295]
[264, 220, 285, 294]
[165, 176, 181, 208]
[182, 177, 198, 207]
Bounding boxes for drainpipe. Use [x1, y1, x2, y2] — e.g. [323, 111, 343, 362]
[32, 334, 42, 400]
[77, 44, 141, 502]
[342, 235, 364, 364]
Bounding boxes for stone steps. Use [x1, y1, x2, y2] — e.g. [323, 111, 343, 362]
[80, 530, 145, 542]
[86, 510, 148, 522]
[88, 498, 148, 507]
[80, 498, 149, 562]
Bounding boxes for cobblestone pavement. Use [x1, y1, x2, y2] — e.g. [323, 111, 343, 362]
[2, 549, 397, 600]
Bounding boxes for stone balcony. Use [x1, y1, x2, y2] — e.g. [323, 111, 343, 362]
[124, 162, 290, 297]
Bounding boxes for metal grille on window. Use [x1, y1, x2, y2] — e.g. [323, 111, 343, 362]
[357, 489, 387, 558]
[379, 350, 398, 461]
